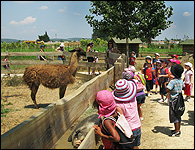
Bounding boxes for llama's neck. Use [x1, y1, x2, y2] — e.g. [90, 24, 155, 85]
[69, 52, 79, 76]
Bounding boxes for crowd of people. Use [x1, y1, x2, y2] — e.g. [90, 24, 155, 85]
[93, 52, 193, 149]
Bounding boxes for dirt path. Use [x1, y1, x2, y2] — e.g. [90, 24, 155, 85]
[139, 91, 194, 149]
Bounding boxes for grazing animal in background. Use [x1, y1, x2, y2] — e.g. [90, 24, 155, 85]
[23, 47, 86, 109]
[68, 114, 100, 148]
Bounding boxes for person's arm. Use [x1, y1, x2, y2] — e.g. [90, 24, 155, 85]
[116, 106, 123, 115]
[40, 55, 47, 61]
[189, 74, 193, 86]
[87, 46, 90, 52]
[55, 47, 60, 52]
[141, 67, 145, 74]
[93, 119, 120, 142]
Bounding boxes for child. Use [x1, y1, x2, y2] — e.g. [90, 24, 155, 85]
[154, 60, 161, 94]
[158, 59, 169, 103]
[129, 51, 136, 66]
[39, 45, 47, 61]
[183, 62, 193, 102]
[141, 60, 155, 97]
[143, 55, 152, 68]
[92, 51, 101, 75]
[123, 71, 146, 121]
[3, 56, 10, 69]
[113, 79, 141, 149]
[171, 54, 181, 64]
[153, 53, 160, 69]
[93, 90, 134, 149]
[165, 64, 185, 137]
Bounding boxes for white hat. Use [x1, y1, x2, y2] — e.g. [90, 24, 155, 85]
[155, 53, 160, 56]
[60, 43, 64, 47]
[145, 56, 151, 60]
[184, 62, 193, 68]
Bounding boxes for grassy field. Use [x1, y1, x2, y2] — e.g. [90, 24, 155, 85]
[1, 45, 184, 74]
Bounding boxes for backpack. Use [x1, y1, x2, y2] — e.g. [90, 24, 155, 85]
[144, 67, 155, 84]
[132, 79, 145, 92]
[102, 115, 135, 149]
[170, 93, 185, 117]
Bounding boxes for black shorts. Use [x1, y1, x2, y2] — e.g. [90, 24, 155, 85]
[146, 80, 153, 91]
[159, 82, 167, 96]
[87, 57, 94, 62]
[136, 94, 146, 105]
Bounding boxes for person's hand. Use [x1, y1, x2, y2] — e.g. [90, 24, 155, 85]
[93, 125, 102, 136]
[134, 75, 139, 80]
[169, 74, 174, 80]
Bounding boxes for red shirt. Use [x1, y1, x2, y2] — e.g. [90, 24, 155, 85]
[129, 57, 136, 65]
[144, 67, 153, 81]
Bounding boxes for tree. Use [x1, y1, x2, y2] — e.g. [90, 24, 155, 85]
[85, 1, 141, 67]
[137, 1, 173, 47]
[38, 31, 50, 42]
[92, 29, 110, 41]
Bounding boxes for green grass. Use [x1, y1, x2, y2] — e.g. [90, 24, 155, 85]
[1, 103, 20, 117]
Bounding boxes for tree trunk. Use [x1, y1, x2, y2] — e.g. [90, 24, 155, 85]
[126, 38, 129, 68]
[147, 37, 152, 48]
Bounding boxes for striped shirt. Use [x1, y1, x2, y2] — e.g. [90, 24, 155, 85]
[166, 78, 185, 101]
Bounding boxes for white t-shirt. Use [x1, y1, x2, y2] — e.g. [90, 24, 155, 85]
[184, 70, 193, 84]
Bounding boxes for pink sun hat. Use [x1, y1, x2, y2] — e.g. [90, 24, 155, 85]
[112, 79, 137, 102]
[96, 90, 116, 118]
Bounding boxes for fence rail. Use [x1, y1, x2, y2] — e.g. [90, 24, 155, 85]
[139, 51, 185, 57]
[1, 51, 122, 75]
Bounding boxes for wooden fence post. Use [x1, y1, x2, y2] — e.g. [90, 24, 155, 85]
[106, 51, 109, 70]
[114, 57, 123, 84]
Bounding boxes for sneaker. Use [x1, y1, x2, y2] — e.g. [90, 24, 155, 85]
[158, 99, 164, 103]
[187, 98, 191, 102]
[171, 130, 176, 133]
[148, 93, 151, 97]
[170, 131, 181, 137]
[164, 98, 168, 103]
[140, 117, 144, 121]
[184, 97, 188, 101]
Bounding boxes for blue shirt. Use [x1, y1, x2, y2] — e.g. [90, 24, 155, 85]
[166, 78, 185, 101]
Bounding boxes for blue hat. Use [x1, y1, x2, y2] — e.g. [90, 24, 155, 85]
[40, 45, 45, 48]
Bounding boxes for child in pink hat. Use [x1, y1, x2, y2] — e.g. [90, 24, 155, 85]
[93, 90, 123, 149]
[113, 79, 141, 149]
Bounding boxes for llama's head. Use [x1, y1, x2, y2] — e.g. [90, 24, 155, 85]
[69, 47, 86, 57]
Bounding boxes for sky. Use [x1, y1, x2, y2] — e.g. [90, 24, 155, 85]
[1, 1, 194, 41]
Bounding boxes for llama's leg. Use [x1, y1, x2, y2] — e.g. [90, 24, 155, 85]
[59, 86, 67, 99]
[31, 85, 39, 109]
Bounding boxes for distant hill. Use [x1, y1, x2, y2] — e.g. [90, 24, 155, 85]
[1, 38, 22, 43]
[1, 37, 91, 43]
[50, 37, 91, 42]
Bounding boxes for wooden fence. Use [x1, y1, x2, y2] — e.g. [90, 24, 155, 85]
[1, 55, 125, 149]
[1, 51, 122, 75]
[139, 51, 185, 58]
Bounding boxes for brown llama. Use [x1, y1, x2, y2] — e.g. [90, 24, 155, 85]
[23, 47, 86, 109]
